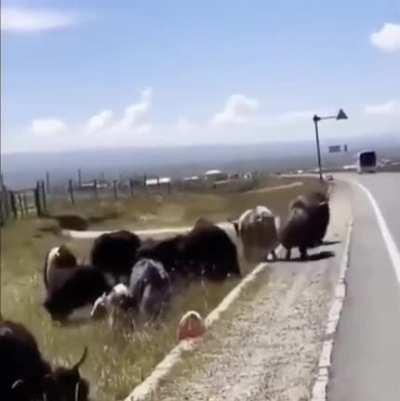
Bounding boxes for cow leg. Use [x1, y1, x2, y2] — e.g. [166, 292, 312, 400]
[299, 247, 308, 260]
[285, 248, 291, 260]
[270, 249, 277, 261]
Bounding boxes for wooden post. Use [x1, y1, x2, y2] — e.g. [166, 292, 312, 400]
[22, 193, 29, 215]
[93, 180, 98, 199]
[78, 169, 82, 188]
[40, 181, 47, 213]
[68, 179, 75, 205]
[45, 171, 51, 194]
[10, 191, 18, 218]
[113, 180, 118, 200]
[129, 179, 134, 197]
[17, 194, 24, 216]
[34, 187, 42, 217]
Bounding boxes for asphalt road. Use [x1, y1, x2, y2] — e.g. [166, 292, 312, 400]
[329, 172, 400, 401]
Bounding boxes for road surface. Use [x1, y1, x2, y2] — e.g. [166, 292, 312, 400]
[329, 172, 400, 401]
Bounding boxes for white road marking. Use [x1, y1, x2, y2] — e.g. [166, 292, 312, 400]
[355, 181, 400, 286]
[310, 221, 353, 401]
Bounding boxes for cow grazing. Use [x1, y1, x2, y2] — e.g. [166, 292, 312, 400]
[90, 230, 141, 285]
[280, 192, 330, 260]
[0, 320, 89, 401]
[235, 205, 280, 263]
[137, 235, 186, 278]
[43, 245, 78, 291]
[176, 310, 206, 341]
[128, 258, 171, 319]
[183, 220, 242, 280]
[44, 265, 111, 321]
[91, 259, 171, 326]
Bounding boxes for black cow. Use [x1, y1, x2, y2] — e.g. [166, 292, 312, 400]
[280, 192, 330, 260]
[44, 266, 111, 321]
[137, 220, 241, 281]
[90, 230, 141, 284]
[0, 320, 89, 401]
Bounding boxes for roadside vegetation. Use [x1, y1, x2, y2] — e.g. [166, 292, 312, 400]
[1, 175, 325, 401]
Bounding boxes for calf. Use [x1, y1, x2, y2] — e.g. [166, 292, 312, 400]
[91, 259, 171, 326]
[128, 258, 171, 319]
[0, 320, 89, 401]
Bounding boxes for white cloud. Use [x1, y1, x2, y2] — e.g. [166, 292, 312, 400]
[176, 117, 196, 132]
[370, 23, 400, 53]
[277, 110, 315, 122]
[364, 100, 400, 115]
[211, 94, 259, 126]
[31, 118, 67, 136]
[113, 88, 153, 133]
[1, 7, 79, 33]
[86, 110, 113, 134]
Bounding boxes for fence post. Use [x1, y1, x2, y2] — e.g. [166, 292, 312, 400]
[10, 192, 18, 218]
[34, 186, 43, 217]
[113, 180, 118, 200]
[129, 179, 134, 197]
[78, 169, 82, 188]
[68, 179, 75, 205]
[22, 193, 29, 215]
[40, 181, 47, 213]
[17, 194, 24, 217]
[93, 180, 98, 200]
[46, 171, 51, 194]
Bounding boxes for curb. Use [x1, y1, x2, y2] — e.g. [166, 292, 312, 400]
[311, 220, 353, 401]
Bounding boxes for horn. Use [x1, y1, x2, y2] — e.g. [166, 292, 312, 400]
[11, 379, 24, 390]
[73, 347, 88, 370]
[75, 382, 80, 401]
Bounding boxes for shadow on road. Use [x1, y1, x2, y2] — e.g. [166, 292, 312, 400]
[275, 250, 335, 263]
[321, 240, 341, 246]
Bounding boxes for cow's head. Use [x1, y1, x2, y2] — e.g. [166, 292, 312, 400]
[11, 348, 89, 401]
[46, 245, 78, 271]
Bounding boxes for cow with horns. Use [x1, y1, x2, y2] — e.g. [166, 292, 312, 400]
[0, 319, 90, 401]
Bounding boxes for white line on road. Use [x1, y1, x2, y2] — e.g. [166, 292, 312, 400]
[355, 181, 400, 286]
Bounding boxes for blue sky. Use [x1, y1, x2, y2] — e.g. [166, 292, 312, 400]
[1, 0, 400, 153]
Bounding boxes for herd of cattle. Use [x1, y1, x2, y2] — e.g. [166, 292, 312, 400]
[1, 191, 330, 400]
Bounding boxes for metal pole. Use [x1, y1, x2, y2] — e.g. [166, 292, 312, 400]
[313, 116, 323, 181]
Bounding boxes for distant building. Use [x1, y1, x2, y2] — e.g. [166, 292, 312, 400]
[183, 175, 201, 183]
[204, 169, 228, 182]
[145, 177, 171, 187]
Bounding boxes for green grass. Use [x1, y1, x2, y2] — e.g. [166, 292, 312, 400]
[1, 175, 325, 401]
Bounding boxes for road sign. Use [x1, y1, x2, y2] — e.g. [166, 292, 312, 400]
[329, 145, 341, 153]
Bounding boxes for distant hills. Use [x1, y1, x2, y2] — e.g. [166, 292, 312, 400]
[2, 132, 399, 189]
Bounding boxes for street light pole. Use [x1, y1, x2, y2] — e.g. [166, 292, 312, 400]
[313, 115, 323, 181]
[312, 109, 348, 181]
